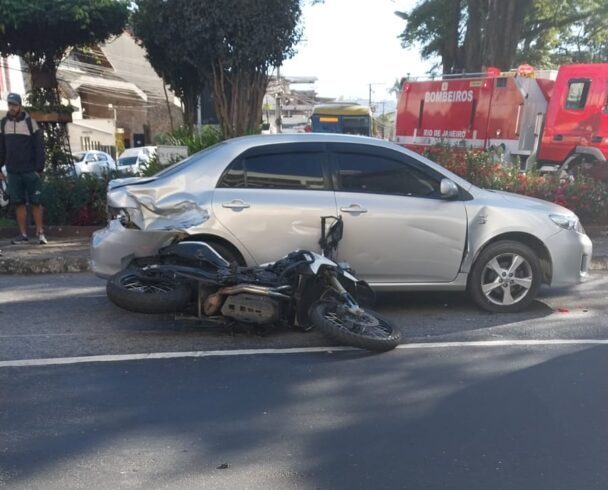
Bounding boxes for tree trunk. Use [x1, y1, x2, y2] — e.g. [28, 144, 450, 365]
[463, 0, 485, 72]
[441, 0, 463, 73]
[211, 61, 268, 139]
[162, 83, 175, 133]
[483, 0, 532, 69]
[182, 86, 199, 128]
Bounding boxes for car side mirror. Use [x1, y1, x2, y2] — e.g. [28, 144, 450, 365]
[440, 178, 459, 199]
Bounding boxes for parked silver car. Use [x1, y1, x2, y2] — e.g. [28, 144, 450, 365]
[91, 134, 592, 312]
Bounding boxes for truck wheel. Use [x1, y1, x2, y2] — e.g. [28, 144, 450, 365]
[468, 240, 541, 313]
[559, 156, 607, 182]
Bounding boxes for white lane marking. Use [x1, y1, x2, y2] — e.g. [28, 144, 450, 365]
[1, 339, 608, 368]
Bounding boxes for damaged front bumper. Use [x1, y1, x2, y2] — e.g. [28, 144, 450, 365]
[91, 220, 181, 278]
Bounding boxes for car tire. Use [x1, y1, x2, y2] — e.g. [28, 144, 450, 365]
[468, 240, 542, 313]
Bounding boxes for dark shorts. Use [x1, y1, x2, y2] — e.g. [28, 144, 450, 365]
[7, 172, 42, 205]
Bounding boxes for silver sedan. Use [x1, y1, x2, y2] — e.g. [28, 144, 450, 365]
[91, 134, 592, 312]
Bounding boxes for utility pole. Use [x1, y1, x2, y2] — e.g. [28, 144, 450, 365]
[381, 100, 386, 139]
[368, 82, 382, 113]
[275, 66, 283, 134]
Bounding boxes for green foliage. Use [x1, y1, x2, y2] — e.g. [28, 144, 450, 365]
[0, 0, 129, 64]
[397, 0, 608, 73]
[133, 0, 304, 137]
[0, 216, 16, 228]
[138, 155, 166, 178]
[424, 145, 608, 224]
[517, 0, 608, 66]
[0, 0, 129, 177]
[156, 125, 223, 156]
[141, 125, 224, 177]
[131, 0, 204, 126]
[40, 174, 112, 226]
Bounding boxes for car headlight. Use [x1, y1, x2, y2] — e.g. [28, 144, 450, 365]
[549, 214, 584, 233]
[108, 207, 141, 229]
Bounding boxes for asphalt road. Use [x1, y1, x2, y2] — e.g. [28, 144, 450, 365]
[1, 273, 607, 489]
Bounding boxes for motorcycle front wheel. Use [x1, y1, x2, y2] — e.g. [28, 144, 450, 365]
[310, 302, 400, 352]
[106, 268, 192, 314]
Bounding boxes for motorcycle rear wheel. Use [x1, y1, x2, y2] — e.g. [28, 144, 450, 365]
[106, 269, 192, 314]
[310, 302, 400, 352]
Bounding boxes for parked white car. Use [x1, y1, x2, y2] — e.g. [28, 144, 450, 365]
[116, 146, 157, 175]
[73, 151, 116, 177]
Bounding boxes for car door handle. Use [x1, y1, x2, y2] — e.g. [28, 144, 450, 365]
[340, 204, 368, 214]
[222, 199, 250, 210]
[553, 134, 563, 141]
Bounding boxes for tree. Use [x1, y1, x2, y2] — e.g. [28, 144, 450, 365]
[0, 0, 129, 172]
[397, 0, 608, 74]
[188, 0, 302, 138]
[133, 0, 303, 138]
[131, 0, 204, 127]
[517, 0, 608, 66]
[0, 0, 129, 107]
[395, 0, 461, 74]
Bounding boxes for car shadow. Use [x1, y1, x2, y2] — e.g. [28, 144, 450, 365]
[373, 290, 555, 340]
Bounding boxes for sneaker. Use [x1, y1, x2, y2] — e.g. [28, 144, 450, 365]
[11, 234, 28, 244]
[37, 233, 48, 245]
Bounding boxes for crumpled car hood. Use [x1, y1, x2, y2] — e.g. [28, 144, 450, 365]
[108, 176, 158, 191]
[107, 175, 209, 231]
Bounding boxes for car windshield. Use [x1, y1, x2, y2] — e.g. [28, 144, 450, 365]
[153, 142, 225, 178]
[73, 152, 86, 161]
[118, 156, 138, 166]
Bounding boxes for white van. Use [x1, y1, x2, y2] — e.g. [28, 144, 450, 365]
[116, 146, 157, 175]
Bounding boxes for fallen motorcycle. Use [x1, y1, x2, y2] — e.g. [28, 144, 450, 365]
[106, 217, 401, 352]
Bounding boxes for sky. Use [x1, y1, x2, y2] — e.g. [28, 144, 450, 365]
[281, 0, 433, 102]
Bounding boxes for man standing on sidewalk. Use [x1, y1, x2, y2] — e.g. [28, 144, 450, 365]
[0, 93, 47, 244]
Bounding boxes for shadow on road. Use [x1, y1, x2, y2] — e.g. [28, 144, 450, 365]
[1, 346, 606, 489]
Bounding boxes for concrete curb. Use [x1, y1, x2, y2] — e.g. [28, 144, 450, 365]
[0, 254, 606, 275]
[0, 256, 91, 275]
[590, 256, 608, 271]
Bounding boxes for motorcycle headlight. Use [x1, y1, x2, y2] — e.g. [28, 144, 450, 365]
[549, 214, 584, 233]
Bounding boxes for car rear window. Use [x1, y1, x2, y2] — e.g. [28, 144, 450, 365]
[118, 156, 138, 166]
[219, 152, 326, 190]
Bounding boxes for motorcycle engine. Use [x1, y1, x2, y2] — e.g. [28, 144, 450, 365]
[221, 294, 279, 324]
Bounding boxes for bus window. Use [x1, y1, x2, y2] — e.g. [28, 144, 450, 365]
[342, 116, 370, 136]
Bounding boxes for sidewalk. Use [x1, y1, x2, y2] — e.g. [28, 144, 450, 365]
[1, 230, 607, 275]
[0, 237, 90, 274]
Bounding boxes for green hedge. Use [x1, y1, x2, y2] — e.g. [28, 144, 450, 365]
[40, 173, 110, 225]
[0, 173, 112, 227]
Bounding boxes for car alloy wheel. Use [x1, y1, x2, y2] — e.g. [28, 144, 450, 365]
[469, 240, 542, 313]
[480, 253, 533, 306]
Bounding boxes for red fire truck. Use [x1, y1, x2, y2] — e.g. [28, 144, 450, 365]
[393, 63, 608, 179]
